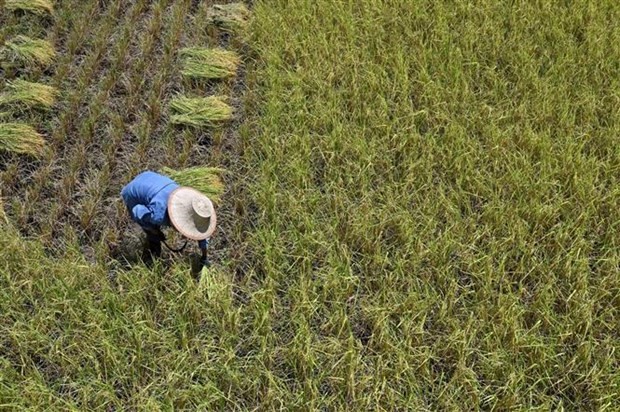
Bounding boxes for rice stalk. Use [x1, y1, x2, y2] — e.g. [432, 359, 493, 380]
[0, 190, 6, 225]
[207, 3, 251, 32]
[1, 35, 56, 67]
[169, 96, 233, 127]
[180, 47, 240, 80]
[5, 0, 54, 15]
[0, 79, 57, 109]
[161, 166, 225, 203]
[0, 123, 46, 156]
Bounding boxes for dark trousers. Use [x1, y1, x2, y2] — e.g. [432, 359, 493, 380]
[142, 227, 162, 258]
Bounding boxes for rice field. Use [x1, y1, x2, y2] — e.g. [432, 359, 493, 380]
[1, 0, 620, 410]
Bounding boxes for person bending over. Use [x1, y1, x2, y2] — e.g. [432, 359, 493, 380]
[121, 170, 217, 268]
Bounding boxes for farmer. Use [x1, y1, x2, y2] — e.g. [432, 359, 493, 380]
[120, 171, 216, 268]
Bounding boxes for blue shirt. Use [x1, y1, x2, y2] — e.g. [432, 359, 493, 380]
[121, 171, 208, 250]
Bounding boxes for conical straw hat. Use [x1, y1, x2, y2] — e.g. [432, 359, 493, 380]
[167, 187, 217, 240]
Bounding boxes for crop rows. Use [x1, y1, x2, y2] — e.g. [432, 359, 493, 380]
[0, 0, 248, 265]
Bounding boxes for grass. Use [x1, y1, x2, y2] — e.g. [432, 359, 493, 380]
[1, 35, 55, 67]
[161, 166, 225, 204]
[5, 0, 54, 15]
[207, 2, 251, 32]
[0, 122, 46, 155]
[169, 96, 233, 127]
[180, 47, 240, 80]
[0, 79, 57, 109]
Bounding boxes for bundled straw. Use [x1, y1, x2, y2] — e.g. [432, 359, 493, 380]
[180, 47, 240, 80]
[0, 123, 46, 156]
[169, 96, 233, 127]
[1, 35, 56, 67]
[207, 3, 251, 32]
[161, 166, 225, 204]
[0, 79, 57, 109]
[5, 0, 54, 15]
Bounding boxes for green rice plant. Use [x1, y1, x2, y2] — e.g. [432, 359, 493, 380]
[0, 123, 46, 156]
[207, 3, 251, 32]
[161, 166, 225, 203]
[0, 79, 57, 109]
[5, 0, 54, 15]
[169, 96, 233, 127]
[180, 47, 240, 80]
[1, 35, 56, 68]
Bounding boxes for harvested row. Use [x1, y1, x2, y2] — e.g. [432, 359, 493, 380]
[164, 3, 250, 260]
[0, 1, 57, 159]
[0, 1, 250, 265]
[169, 3, 248, 130]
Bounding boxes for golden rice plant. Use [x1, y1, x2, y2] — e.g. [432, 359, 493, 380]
[180, 47, 240, 80]
[0, 79, 57, 109]
[169, 96, 233, 127]
[0, 123, 46, 156]
[161, 166, 225, 203]
[1, 36, 56, 68]
[207, 3, 251, 32]
[5, 0, 54, 15]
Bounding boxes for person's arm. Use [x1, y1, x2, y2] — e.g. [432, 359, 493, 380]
[131, 203, 167, 230]
[131, 204, 155, 228]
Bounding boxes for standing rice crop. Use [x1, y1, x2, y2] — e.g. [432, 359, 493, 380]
[169, 96, 233, 127]
[1, 35, 56, 67]
[5, 0, 54, 15]
[161, 166, 225, 203]
[0, 123, 46, 156]
[0, 79, 57, 109]
[207, 3, 251, 32]
[180, 47, 240, 80]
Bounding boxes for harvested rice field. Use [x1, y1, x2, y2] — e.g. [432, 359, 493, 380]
[1, 0, 620, 409]
[0, 0, 243, 263]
